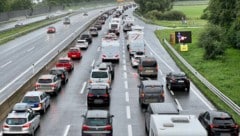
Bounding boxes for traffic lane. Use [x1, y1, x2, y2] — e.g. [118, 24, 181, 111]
[0, 8, 108, 101]
[35, 16, 111, 136]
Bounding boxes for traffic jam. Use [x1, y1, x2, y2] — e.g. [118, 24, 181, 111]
[1, 3, 239, 136]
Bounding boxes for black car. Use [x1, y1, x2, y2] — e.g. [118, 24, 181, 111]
[87, 84, 110, 107]
[49, 67, 69, 85]
[198, 111, 239, 136]
[81, 110, 114, 136]
[138, 57, 158, 78]
[94, 23, 102, 30]
[166, 72, 190, 92]
[138, 80, 165, 108]
[80, 34, 92, 44]
[123, 23, 133, 32]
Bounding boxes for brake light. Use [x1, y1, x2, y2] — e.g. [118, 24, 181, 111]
[210, 124, 219, 128]
[89, 80, 92, 83]
[103, 94, 109, 97]
[88, 93, 94, 97]
[232, 124, 239, 129]
[140, 93, 145, 98]
[139, 66, 143, 71]
[161, 92, 164, 97]
[107, 80, 111, 84]
[102, 55, 106, 58]
[82, 125, 90, 131]
[35, 83, 40, 89]
[104, 125, 112, 131]
[51, 84, 57, 89]
[2, 125, 9, 128]
[115, 54, 119, 58]
[61, 74, 65, 79]
[23, 123, 31, 128]
[170, 78, 176, 83]
[38, 103, 43, 109]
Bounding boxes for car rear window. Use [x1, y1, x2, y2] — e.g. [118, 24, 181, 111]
[90, 89, 107, 95]
[142, 60, 157, 67]
[38, 79, 52, 83]
[86, 118, 108, 126]
[22, 96, 40, 103]
[58, 60, 69, 63]
[81, 35, 89, 38]
[70, 49, 79, 52]
[77, 40, 85, 43]
[50, 70, 63, 75]
[144, 87, 163, 93]
[91, 72, 108, 78]
[213, 118, 235, 125]
[6, 118, 27, 125]
[111, 24, 118, 29]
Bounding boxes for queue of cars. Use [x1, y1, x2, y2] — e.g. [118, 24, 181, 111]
[2, 4, 239, 136]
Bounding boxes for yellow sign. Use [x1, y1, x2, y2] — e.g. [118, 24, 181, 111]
[117, 0, 124, 2]
[180, 44, 188, 52]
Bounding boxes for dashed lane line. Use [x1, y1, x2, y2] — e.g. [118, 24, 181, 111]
[174, 98, 183, 111]
[80, 82, 87, 94]
[91, 59, 95, 67]
[128, 124, 133, 136]
[125, 92, 129, 102]
[0, 61, 12, 69]
[124, 81, 128, 89]
[63, 125, 71, 136]
[124, 72, 127, 79]
[126, 106, 131, 119]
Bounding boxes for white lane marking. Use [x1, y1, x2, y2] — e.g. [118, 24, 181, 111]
[124, 72, 127, 79]
[144, 40, 174, 72]
[63, 125, 71, 136]
[97, 46, 101, 51]
[125, 92, 129, 102]
[128, 124, 133, 136]
[123, 59, 126, 65]
[191, 84, 215, 110]
[123, 50, 125, 54]
[0, 61, 12, 68]
[170, 90, 174, 96]
[123, 65, 127, 71]
[175, 98, 183, 111]
[91, 60, 95, 67]
[158, 68, 163, 75]
[150, 52, 153, 56]
[0, 17, 96, 94]
[124, 81, 128, 89]
[80, 82, 87, 94]
[123, 54, 126, 59]
[27, 47, 35, 52]
[126, 106, 131, 119]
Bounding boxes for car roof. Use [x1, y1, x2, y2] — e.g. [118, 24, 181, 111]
[39, 74, 55, 79]
[90, 84, 108, 89]
[171, 72, 186, 76]
[149, 103, 179, 114]
[86, 110, 109, 118]
[59, 57, 71, 60]
[141, 80, 163, 86]
[141, 57, 156, 61]
[50, 67, 67, 71]
[24, 91, 43, 96]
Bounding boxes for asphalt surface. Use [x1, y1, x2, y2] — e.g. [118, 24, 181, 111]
[0, 7, 220, 136]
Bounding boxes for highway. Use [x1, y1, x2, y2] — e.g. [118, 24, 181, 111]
[0, 6, 218, 136]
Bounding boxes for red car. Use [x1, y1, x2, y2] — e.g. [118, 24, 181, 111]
[67, 47, 82, 60]
[47, 26, 56, 33]
[56, 57, 74, 72]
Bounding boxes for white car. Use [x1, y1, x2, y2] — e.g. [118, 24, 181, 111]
[75, 39, 89, 49]
[131, 52, 145, 68]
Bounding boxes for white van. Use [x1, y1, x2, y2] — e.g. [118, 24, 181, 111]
[149, 115, 207, 136]
[101, 35, 120, 63]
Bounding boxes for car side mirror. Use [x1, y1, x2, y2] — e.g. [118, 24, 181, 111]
[137, 85, 140, 88]
[111, 115, 114, 118]
[81, 115, 85, 118]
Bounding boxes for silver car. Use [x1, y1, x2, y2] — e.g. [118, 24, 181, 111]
[2, 103, 40, 136]
[21, 91, 50, 114]
[75, 39, 89, 49]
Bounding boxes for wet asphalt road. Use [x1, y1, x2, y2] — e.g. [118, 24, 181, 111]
[0, 7, 218, 136]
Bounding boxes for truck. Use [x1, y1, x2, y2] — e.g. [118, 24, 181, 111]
[108, 18, 121, 36]
[126, 26, 145, 56]
[149, 115, 207, 136]
[101, 34, 120, 63]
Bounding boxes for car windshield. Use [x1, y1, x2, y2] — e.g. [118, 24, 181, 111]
[213, 118, 235, 125]
[81, 35, 89, 39]
[142, 60, 157, 67]
[58, 60, 69, 63]
[22, 96, 40, 103]
[91, 71, 108, 78]
[38, 79, 52, 83]
[89, 89, 107, 95]
[86, 118, 108, 126]
[6, 118, 27, 125]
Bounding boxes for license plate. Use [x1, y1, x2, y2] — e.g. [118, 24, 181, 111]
[178, 80, 184, 83]
[94, 99, 103, 104]
[220, 133, 231, 136]
[145, 70, 153, 73]
[72, 55, 76, 57]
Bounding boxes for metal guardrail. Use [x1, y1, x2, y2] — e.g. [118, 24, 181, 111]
[164, 39, 240, 116]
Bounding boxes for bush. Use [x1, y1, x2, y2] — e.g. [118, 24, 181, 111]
[226, 19, 240, 49]
[144, 10, 162, 20]
[160, 10, 186, 21]
[198, 24, 226, 59]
